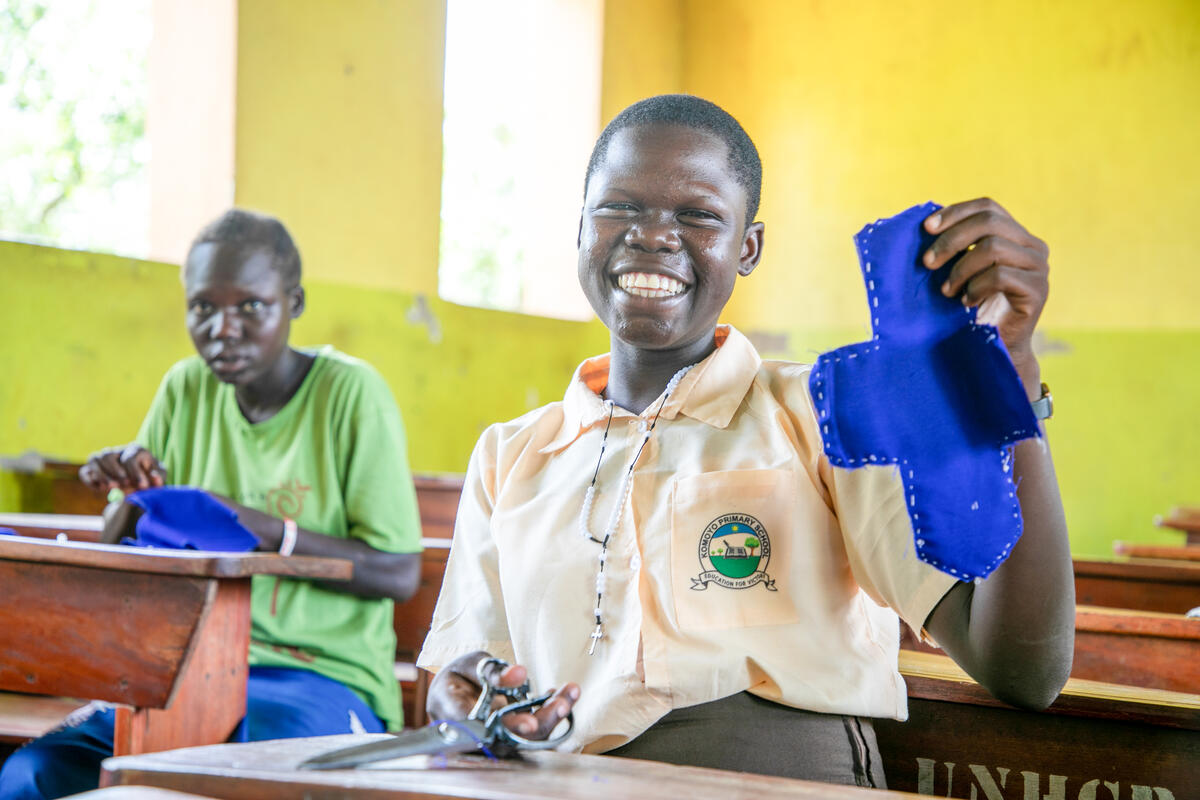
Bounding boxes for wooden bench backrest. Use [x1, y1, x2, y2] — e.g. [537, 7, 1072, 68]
[412, 475, 461, 541]
[395, 476, 462, 659]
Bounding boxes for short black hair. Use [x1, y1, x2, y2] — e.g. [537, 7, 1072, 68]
[584, 94, 762, 227]
[187, 208, 302, 289]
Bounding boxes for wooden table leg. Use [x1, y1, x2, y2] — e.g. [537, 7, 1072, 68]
[123, 580, 252, 755]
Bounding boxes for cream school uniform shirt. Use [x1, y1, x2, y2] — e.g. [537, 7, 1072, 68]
[418, 325, 957, 753]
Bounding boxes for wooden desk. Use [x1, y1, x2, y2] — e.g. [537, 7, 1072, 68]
[1156, 506, 1200, 546]
[0, 511, 103, 542]
[877, 651, 1199, 797]
[99, 735, 922, 799]
[0, 457, 107, 515]
[902, 605, 1200, 694]
[1074, 606, 1200, 694]
[1074, 557, 1200, 614]
[0, 511, 447, 730]
[0, 536, 350, 756]
[1114, 542, 1200, 563]
[69, 788, 218, 800]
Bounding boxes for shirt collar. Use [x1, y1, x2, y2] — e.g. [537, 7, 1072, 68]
[539, 325, 762, 454]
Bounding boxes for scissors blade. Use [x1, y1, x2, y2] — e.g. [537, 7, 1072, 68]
[298, 721, 491, 771]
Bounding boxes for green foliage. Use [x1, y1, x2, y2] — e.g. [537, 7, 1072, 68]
[438, 121, 524, 311]
[744, 535, 760, 555]
[0, 0, 149, 253]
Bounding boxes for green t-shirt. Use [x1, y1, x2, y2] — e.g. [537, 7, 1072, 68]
[136, 346, 421, 729]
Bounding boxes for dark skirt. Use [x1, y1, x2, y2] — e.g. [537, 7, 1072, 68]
[604, 692, 887, 788]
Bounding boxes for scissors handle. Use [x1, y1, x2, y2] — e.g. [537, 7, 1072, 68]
[466, 658, 574, 753]
[467, 657, 532, 722]
[486, 691, 575, 752]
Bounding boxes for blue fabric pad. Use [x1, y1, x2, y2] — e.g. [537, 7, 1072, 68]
[808, 202, 1041, 580]
[125, 486, 259, 552]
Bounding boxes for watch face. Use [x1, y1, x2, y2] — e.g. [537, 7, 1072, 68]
[1032, 384, 1053, 420]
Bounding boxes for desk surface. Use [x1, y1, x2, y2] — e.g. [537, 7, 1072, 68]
[102, 735, 921, 799]
[0, 534, 351, 580]
[0, 511, 104, 530]
[899, 650, 1200, 729]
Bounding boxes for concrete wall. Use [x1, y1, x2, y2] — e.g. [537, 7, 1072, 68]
[598, 0, 1200, 556]
[3, 0, 1197, 558]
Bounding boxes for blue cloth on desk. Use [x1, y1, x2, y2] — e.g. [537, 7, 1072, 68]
[808, 202, 1041, 580]
[124, 486, 259, 552]
[0, 528, 16, 537]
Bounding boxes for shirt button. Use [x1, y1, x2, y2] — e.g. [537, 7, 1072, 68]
[631, 553, 642, 570]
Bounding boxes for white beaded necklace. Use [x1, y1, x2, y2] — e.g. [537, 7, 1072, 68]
[579, 363, 696, 655]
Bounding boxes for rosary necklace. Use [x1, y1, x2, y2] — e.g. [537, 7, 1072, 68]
[579, 363, 696, 655]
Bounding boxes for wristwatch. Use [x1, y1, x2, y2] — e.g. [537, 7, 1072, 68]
[1031, 382, 1053, 421]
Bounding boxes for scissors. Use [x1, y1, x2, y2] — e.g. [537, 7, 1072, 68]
[299, 658, 574, 770]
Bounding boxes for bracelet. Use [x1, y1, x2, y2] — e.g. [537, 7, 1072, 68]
[279, 517, 298, 557]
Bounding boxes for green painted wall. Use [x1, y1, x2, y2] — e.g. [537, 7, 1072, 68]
[0, 241, 607, 476]
[4, 240, 1196, 557]
[4, 0, 1197, 563]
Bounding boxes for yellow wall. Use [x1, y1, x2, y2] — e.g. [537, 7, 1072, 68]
[667, 0, 1200, 331]
[600, 0, 1200, 556]
[234, 0, 447, 294]
[600, 0, 685, 120]
[3, 1, 1197, 561]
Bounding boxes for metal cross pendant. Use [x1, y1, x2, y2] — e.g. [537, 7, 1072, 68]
[587, 623, 604, 655]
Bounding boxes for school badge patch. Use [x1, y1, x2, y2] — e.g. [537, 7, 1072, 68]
[691, 514, 777, 591]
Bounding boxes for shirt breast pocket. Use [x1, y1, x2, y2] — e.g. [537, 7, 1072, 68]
[670, 469, 802, 631]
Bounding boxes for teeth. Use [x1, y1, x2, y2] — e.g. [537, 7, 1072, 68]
[617, 272, 684, 298]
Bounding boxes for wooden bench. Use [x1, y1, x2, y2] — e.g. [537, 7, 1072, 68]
[878, 650, 1198, 797]
[395, 475, 460, 727]
[0, 536, 349, 758]
[901, 605, 1200, 694]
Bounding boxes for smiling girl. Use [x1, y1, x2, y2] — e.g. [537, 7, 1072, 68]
[418, 96, 1072, 789]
